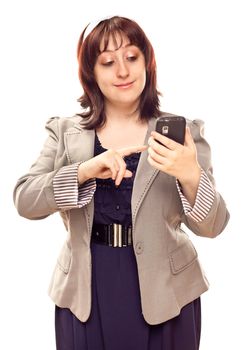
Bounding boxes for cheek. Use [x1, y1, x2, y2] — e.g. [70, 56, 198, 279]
[94, 72, 108, 92]
[94, 67, 104, 85]
[139, 69, 146, 90]
[96, 82, 108, 97]
[139, 58, 146, 82]
[142, 69, 146, 84]
[136, 61, 146, 85]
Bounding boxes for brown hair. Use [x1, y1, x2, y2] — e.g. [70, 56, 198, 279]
[77, 16, 161, 129]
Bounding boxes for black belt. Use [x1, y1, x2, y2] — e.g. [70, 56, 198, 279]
[92, 223, 133, 247]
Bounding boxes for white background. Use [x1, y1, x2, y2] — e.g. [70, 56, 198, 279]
[1, 0, 248, 349]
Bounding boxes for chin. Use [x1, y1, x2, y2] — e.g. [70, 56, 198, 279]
[115, 97, 140, 107]
[113, 92, 142, 105]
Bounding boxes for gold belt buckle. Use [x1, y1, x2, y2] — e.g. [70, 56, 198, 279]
[113, 223, 122, 247]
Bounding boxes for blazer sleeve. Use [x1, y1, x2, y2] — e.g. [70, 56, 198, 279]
[13, 117, 95, 220]
[180, 119, 230, 238]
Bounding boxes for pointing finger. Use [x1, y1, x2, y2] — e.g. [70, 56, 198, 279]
[118, 145, 148, 158]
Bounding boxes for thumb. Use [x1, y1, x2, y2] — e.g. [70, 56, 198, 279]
[124, 169, 133, 178]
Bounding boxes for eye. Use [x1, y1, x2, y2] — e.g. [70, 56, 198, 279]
[127, 56, 137, 62]
[102, 61, 114, 67]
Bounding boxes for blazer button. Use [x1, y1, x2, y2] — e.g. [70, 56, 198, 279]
[135, 242, 144, 255]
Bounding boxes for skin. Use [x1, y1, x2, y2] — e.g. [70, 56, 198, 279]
[78, 33, 201, 205]
[148, 128, 201, 206]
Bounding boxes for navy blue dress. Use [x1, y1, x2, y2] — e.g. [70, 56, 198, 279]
[55, 134, 201, 350]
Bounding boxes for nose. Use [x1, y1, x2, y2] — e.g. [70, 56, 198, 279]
[116, 59, 129, 78]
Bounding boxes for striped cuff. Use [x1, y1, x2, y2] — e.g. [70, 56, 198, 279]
[53, 162, 96, 210]
[176, 169, 215, 223]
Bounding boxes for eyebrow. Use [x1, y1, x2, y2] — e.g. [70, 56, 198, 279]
[101, 43, 134, 54]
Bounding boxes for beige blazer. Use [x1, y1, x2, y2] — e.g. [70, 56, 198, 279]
[13, 113, 229, 325]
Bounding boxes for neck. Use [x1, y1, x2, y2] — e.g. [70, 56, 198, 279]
[104, 101, 142, 124]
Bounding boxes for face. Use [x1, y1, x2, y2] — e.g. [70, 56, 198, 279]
[93, 34, 146, 109]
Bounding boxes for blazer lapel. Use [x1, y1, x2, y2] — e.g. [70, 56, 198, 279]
[64, 125, 95, 164]
[131, 117, 159, 225]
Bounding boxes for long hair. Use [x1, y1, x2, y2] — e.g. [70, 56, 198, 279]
[77, 16, 161, 129]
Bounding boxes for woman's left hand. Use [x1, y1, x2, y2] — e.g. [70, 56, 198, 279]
[147, 127, 201, 200]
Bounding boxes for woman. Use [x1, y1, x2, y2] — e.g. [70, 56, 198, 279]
[14, 16, 229, 350]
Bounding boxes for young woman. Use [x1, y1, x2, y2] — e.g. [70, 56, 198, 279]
[14, 16, 229, 350]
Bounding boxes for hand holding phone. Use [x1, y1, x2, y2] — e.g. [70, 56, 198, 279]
[155, 116, 186, 145]
[149, 116, 201, 193]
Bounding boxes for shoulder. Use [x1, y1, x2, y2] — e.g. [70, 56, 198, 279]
[45, 114, 84, 136]
[158, 111, 205, 140]
[158, 111, 204, 126]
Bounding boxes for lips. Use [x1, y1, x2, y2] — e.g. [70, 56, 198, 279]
[114, 81, 134, 88]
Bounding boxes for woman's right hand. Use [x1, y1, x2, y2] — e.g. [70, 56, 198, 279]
[78, 145, 147, 186]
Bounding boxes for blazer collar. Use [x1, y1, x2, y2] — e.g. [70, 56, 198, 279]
[64, 125, 95, 164]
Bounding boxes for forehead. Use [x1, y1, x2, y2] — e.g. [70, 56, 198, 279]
[99, 32, 131, 53]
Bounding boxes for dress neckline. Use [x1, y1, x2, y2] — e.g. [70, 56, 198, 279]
[95, 132, 107, 151]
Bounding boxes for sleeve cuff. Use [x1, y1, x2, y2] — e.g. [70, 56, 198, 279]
[176, 169, 215, 223]
[53, 162, 96, 210]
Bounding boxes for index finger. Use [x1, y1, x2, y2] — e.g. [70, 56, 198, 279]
[117, 145, 148, 157]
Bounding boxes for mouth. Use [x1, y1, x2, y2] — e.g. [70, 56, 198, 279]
[114, 81, 134, 89]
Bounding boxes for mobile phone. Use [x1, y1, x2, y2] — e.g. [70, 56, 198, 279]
[155, 116, 186, 145]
